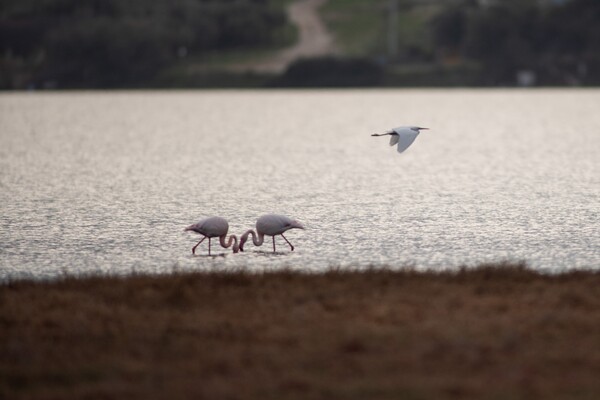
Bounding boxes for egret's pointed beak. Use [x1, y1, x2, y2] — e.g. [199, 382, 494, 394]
[419, 127, 429, 130]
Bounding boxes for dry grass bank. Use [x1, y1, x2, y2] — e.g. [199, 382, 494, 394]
[2, 263, 600, 400]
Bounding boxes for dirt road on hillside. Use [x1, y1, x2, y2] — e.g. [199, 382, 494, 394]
[235, 0, 337, 73]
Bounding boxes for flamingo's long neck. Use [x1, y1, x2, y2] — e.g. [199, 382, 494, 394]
[219, 234, 239, 253]
[240, 229, 264, 251]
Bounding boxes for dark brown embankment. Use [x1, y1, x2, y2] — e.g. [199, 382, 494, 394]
[2, 263, 600, 399]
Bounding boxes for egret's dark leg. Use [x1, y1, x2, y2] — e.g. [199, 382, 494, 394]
[208, 237, 211, 256]
[192, 236, 206, 255]
[281, 234, 294, 251]
[272, 236, 276, 252]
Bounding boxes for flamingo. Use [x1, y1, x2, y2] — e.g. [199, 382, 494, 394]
[184, 216, 239, 255]
[371, 126, 428, 153]
[239, 214, 304, 252]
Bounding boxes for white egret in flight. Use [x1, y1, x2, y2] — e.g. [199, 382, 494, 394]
[371, 126, 428, 153]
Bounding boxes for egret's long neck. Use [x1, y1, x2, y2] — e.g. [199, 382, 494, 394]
[219, 234, 239, 253]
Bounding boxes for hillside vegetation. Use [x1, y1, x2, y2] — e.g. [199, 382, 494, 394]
[0, 0, 291, 88]
[1, 0, 599, 88]
[320, 0, 600, 86]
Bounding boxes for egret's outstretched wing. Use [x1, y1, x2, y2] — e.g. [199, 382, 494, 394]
[389, 133, 399, 146]
[393, 128, 419, 153]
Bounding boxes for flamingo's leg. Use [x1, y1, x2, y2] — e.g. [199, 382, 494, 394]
[281, 234, 294, 251]
[192, 236, 206, 255]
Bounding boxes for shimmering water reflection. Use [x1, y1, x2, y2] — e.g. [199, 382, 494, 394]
[1, 90, 599, 279]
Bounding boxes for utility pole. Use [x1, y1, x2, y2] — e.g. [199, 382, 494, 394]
[387, 0, 399, 60]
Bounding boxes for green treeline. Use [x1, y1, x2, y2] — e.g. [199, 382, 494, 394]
[278, 0, 599, 87]
[430, 0, 600, 85]
[0, 0, 288, 88]
[1, 0, 599, 88]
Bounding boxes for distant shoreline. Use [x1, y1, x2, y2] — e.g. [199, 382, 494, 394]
[2, 260, 598, 284]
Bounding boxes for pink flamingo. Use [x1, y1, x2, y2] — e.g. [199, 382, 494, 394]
[185, 216, 239, 255]
[239, 214, 304, 252]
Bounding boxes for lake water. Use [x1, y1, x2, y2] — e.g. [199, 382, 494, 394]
[1, 90, 599, 280]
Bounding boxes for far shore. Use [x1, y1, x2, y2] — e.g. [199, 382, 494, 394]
[2, 262, 600, 399]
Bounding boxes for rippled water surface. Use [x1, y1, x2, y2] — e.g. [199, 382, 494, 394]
[1, 90, 599, 279]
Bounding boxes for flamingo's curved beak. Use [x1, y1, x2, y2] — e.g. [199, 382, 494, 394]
[292, 221, 305, 230]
